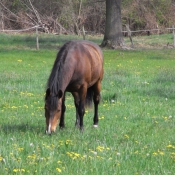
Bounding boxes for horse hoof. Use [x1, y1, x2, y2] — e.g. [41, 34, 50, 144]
[59, 126, 65, 130]
[45, 130, 52, 135]
[93, 125, 98, 128]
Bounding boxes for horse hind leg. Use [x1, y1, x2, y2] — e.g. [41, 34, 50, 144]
[77, 85, 87, 131]
[93, 81, 102, 128]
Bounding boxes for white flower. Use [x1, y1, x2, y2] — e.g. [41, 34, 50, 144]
[116, 152, 121, 156]
[111, 99, 115, 103]
[30, 143, 34, 147]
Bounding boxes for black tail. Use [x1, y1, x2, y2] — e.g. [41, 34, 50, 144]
[85, 87, 93, 108]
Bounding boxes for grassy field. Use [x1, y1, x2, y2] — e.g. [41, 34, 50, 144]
[0, 33, 175, 174]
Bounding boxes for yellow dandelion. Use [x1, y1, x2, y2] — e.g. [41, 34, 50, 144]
[96, 146, 105, 152]
[97, 155, 104, 159]
[20, 92, 25, 95]
[99, 116, 105, 120]
[18, 147, 24, 151]
[56, 168, 62, 173]
[153, 152, 158, 156]
[17, 60, 22, 62]
[158, 149, 164, 155]
[65, 139, 73, 145]
[74, 152, 80, 157]
[124, 134, 129, 139]
[159, 151, 164, 155]
[23, 105, 28, 108]
[167, 144, 175, 149]
[134, 150, 139, 154]
[27, 93, 34, 96]
[163, 116, 168, 121]
[13, 169, 19, 172]
[11, 106, 18, 109]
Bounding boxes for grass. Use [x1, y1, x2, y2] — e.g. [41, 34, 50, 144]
[0, 33, 175, 174]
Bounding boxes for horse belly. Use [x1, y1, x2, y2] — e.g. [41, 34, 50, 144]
[66, 82, 82, 92]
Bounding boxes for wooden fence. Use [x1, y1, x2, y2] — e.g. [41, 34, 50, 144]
[0, 26, 175, 49]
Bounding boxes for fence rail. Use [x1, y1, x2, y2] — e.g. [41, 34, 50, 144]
[0, 25, 40, 33]
[0, 26, 175, 34]
[0, 26, 175, 49]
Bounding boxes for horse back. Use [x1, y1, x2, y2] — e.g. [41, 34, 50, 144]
[66, 41, 103, 89]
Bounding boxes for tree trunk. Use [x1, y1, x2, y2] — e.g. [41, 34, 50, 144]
[101, 0, 125, 49]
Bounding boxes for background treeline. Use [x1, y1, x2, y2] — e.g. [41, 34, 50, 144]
[0, 0, 175, 34]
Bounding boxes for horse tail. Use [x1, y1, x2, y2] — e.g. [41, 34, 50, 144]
[85, 87, 93, 108]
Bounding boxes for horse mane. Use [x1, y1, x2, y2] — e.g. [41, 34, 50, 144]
[45, 41, 71, 109]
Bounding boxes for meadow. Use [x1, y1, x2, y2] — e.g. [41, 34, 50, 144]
[0, 33, 175, 174]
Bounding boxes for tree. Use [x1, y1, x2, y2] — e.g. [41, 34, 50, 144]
[101, 0, 125, 49]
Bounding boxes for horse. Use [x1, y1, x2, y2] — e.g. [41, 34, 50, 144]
[44, 40, 104, 134]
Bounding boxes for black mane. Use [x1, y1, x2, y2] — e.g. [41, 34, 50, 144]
[45, 41, 71, 109]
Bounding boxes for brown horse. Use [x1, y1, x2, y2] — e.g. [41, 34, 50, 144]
[44, 40, 104, 134]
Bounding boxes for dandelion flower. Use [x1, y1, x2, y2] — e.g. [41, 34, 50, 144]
[0, 156, 3, 161]
[153, 152, 158, 156]
[167, 144, 175, 149]
[56, 168, 62, 173]
[124, 134, 129, 139]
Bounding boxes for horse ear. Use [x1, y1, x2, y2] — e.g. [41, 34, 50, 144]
[57, 90, 63, 99]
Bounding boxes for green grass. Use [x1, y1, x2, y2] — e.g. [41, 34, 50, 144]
[0, 33, 175, 174]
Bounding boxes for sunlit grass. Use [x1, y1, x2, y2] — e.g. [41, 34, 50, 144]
[0, 34, 175, 174]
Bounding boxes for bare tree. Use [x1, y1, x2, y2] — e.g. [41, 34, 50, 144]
[0, 3, 4, 30]
[1, 0, 175, 35]
[101, 0, 125, 49]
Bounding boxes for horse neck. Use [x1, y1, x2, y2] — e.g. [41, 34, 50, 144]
[55, 68, 73, 94]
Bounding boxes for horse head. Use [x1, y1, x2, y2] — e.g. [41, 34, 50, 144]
[44, 88, 63, 134]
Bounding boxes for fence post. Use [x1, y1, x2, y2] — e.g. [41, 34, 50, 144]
[36, 26, 39, 50]
[82, 25, 86, 40]
[125, 24, 134, 48]
[173, 25, 175, 48]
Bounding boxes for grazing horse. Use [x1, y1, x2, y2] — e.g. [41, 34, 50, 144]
[44, 40, 104, 134]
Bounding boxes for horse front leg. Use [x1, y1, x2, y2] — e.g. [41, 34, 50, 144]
[59, 94, 66, 129]
[72, 92, 80, 128]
